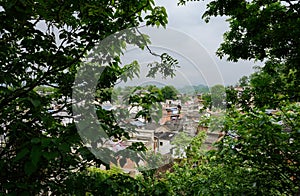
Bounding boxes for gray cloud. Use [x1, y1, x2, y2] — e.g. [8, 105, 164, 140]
[152, 0, 260, 85]
[119, 27, 224, 88]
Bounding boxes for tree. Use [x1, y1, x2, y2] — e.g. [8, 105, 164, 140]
[129, 85, 163, 123]
[203, 0, 300, 103]
[161, 85, 179, 100]
[219, 104, 300, 194]
[210, 84, 226, 109]
[169, 0, 300, 195]
[64, 166, 171, 195]
[249, 62, 299, 108]
[200, 0, 300, 194]
[0, 0, 169, 194]
[200, 93, 212, 111]
[171, 132, 193, 158]
[237, 75, 249, 87]
[203, 0, 300, 62]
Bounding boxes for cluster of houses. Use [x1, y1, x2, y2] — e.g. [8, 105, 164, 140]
[32, 88, 223, 173]
[98, 94, 222, 173]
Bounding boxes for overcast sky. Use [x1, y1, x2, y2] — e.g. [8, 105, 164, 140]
[33, 1, 259, 87]
[1, 2, 258, 87]
[117, 0, 261, 88]
[136, 0, 261, 86]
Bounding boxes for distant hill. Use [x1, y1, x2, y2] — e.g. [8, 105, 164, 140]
[178, 84, 209, 95]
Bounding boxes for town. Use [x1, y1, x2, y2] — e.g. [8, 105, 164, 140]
[95, 85, 224, 173]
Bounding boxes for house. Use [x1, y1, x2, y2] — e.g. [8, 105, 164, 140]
[154, 131, 176, 155]
[160, 106, 182, 125]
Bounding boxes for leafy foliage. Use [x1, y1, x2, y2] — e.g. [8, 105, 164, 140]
[210, 84, 226, 109]
[170, 1, 300, 195]
[199, 84, 226, 111]
[64, 166, 171, 196]
[203, 0, 300, 62]
[0, 0, 169, 194]
[198, 0, 300, 194]
[147, 53, 179, 79]
[129, 85, 163, 123]
[203, 0, 300, 104]
[177, 84, 209, 95]
[171, 132, 193, 158]
[2, 0, 300, 195]
[161, 85, 179, 100]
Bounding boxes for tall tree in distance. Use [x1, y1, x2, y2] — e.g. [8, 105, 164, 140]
[161, 85, 179, 100]
[237, 75, 249, 87]
[210, 84, 226, 109]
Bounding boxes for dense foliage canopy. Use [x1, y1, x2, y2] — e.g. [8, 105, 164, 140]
[161, 85, 179, 100]
[0, 0, 168, 194]
[203, 0, 300, 105]
[1, 0, 299, 195]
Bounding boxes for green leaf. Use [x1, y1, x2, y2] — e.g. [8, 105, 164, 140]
[24, 161, 37, 176]
[30, 146, 42, 166]
[14, 148, 30, 162]
[31, 138, 41, 144]
[43, 151, 59, 161]
[30, 98, 41, 108]
[58, 142, 70, 152]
